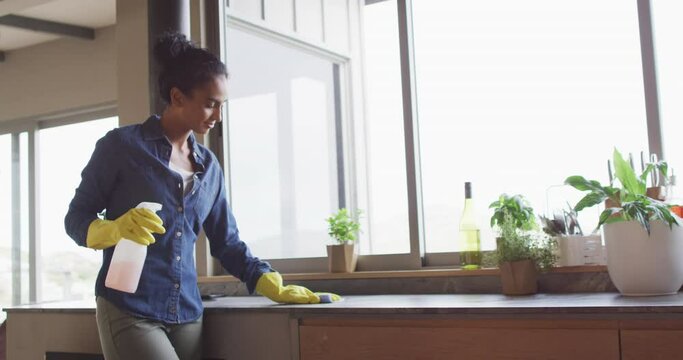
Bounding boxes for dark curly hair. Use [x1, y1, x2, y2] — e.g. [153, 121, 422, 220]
[153, 32, 228, 104]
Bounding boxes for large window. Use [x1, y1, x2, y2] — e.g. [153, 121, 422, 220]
[225, 26, 340, 259]
[411, 0, 649, 252]
[38, 117, 118, 302]
[212, 0, 671, 271]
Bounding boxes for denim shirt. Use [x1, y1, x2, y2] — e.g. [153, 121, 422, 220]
[65, 115, 272, 323]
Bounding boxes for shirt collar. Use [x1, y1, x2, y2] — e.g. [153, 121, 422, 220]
[141, 115, 165, 141]
[142, 115, 206, 165]
[187, 132, 205, 164]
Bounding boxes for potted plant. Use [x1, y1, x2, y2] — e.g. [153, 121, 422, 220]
[490, 196, 557, 295]
[326, 208, 362, 273]
[489, 194, 537, 231]
[540, 207, 604, 266]
[566, 148, 682, 296]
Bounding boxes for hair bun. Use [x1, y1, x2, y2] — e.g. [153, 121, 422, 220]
[153, 31, 228, 104]
[154, 32, 194, 67]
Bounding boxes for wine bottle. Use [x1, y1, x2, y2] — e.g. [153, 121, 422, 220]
[459, 182, 482, 270]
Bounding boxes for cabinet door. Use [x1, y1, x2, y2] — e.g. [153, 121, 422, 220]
[621, 330, 683, 360]
[300, 325, 619, 360]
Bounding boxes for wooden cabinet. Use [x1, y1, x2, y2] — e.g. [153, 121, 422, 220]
[619, 320, 683, 360]
[621, 330, 683, 360]
[300, 319, 621, 360]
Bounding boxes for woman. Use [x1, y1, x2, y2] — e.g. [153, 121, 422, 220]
[65, 32, 336, 360]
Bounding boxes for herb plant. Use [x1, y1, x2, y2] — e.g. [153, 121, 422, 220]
[326, 208, 362, 244]
[490, 194, 537, 231]
[493, 212, 557, 271]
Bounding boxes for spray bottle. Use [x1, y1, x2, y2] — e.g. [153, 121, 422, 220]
[105, 202, 162, 293]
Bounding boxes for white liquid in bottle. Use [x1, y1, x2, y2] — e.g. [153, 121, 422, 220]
[105, 202, 162, 293]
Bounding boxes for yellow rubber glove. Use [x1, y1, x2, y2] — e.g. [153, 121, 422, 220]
[86, 208, 166, 250]
[256, 272, 341, 304]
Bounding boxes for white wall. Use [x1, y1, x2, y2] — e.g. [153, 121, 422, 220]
[0, 26, 117, 123]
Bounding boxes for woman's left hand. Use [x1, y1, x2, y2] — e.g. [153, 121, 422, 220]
[255, 272, 341, 304]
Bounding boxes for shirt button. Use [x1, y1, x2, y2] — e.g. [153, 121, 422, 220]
[177, 206, 183, 212]
[174, 283, 180, 289]
[191, 190, 196, 195]
[176, 231, 182, 237]
[176, 256, 181, 261]
[178, 183, 182, 189]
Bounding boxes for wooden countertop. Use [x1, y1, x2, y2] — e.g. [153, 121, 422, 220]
[6, 293, 683, 317]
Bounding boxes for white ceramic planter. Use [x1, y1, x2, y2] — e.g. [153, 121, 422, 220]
[603, 219, 683, 296]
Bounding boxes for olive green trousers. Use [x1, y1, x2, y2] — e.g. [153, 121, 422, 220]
[95, 297, 202, 360]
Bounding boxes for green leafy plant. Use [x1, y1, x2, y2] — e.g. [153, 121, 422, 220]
[326, 208, 362, 244]
[493, 212, 557, 271]
[490, 194, 537, 231]
[565, 148, 677, 234]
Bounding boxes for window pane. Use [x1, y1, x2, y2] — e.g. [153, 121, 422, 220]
[39, 117, 117, 302]
[226, 27, 339, 259]
[413, 0, 648, 252]
[360, 0, 410, 255]
[652, 1, 683, 202]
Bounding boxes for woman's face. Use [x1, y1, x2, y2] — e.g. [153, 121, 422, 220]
[172, 75, 228, 135]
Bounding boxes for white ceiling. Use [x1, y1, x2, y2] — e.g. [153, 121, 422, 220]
[0, 0, 115, 51]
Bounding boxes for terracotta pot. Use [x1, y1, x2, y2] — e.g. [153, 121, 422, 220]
[327, 244, 358, 273]
[499, 259, 538, 295]
[646, 186, 667, 201]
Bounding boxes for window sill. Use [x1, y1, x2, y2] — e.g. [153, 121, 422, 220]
[197, 265, 607, 284]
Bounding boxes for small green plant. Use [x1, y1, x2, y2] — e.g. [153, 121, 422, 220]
[490, 194, 537, 231]
[326, 208, 362, 244]
[565, 148, 677, 234]
[494, 212, 557, 271]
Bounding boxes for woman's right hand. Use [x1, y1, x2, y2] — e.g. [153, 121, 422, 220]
[86, 208, 166, 249]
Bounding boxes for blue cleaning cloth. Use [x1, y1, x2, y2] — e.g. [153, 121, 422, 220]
[318, 293, 343, 303]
